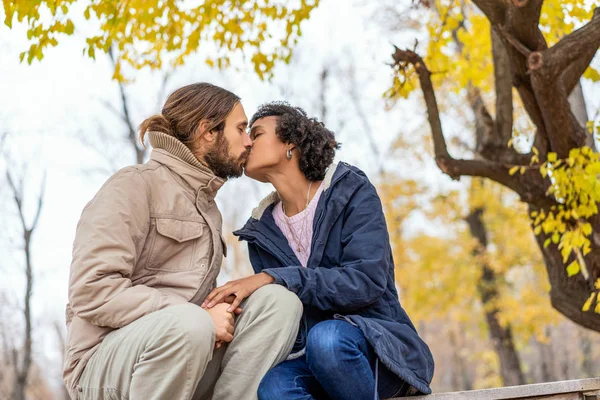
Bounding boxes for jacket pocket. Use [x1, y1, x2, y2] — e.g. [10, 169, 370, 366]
[146, 218, 207, 271]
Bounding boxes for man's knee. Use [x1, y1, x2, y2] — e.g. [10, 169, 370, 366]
[159, 303, 215, 349]
[247, 284, 303, 321]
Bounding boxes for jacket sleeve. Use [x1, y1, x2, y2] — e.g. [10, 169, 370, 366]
[262, 182, 389, 312]
[68, 169, 187, 329]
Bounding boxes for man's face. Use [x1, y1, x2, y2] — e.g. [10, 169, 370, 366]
[204, 103, 252, 179]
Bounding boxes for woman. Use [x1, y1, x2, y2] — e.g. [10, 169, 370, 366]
[203, 102, 434, 399]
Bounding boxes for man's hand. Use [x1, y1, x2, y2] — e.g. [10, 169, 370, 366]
[202, 272, 275, 313]
[204, 296, 243, 349]
[206, 303, 235, 346]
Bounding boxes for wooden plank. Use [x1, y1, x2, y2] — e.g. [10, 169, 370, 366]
[391, 378, 600, 400]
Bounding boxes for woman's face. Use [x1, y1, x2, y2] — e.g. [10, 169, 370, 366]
[244, 116, 289, 182]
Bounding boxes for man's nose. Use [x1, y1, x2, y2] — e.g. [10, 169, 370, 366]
[243, 133, 253, 148]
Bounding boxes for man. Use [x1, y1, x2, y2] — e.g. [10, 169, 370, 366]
[63, 83, 302, 400]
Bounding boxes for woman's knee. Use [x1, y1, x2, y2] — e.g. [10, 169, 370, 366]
[257, 368, 286, 400]
[306, 320, 364, 367]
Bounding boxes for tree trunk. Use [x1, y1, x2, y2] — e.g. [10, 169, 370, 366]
[532, 220, 600, 332]
[6, 169, 45, 400]
[578, 328, 596, 378]
[466, 206, 526, 387]
[449, 328, 474, 391]
[534, 327, 557, 383]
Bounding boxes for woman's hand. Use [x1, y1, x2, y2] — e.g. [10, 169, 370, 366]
[202, 272, 275, 312]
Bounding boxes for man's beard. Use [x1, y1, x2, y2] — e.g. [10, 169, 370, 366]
[204, 134, 248, 179]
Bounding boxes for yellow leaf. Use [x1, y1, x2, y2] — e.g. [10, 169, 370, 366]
[566, 260, 580, 277]
[583, 66, 600, 82]
[582, 291, 596, 312]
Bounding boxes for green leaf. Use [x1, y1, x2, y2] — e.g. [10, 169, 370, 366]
[548, 152, 557, 162]
[509, 166, 519, 176]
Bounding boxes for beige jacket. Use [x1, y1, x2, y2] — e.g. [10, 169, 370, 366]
[63, 131, 227, 396]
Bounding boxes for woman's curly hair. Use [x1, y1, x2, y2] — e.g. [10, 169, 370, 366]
[249, 101, 341, 181]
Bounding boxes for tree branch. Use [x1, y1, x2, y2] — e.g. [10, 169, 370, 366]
[491, 27, 514, 147]
[391, 47, 552, 207]
[471, 0, 507, 25]
[108, 47, 144, 164]
[467, 85, 494, 153]
[559, 8, 600, 94]
[529, 71, 589, 157]
[5, 165, 44, 399]
[346, 62, 385, 176]
[392, 46, 449, 160]
[436, 156, 552, 207]
[506, 0, 545, 51]
[6, 170, 27, 233]
[495, 25, 532, 57]
[535, 8, 600, 81]
[30, 171, 46, 231]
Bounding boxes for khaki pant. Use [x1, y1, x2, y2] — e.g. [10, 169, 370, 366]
[76, 285, 303, 400]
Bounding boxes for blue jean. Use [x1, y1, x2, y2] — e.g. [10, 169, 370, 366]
[258, 320, 409, 400]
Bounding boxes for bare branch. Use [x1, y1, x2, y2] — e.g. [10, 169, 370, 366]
[0, 132, 8, 153]
[97, 98, 131, 126]
[345, 63, 385, 176]
[155, 72, 171, 113]
[319, 66, 329, 126]
[5, 164, 44, 400]
[466, 84, 494, 151]
[6, 170, 27, 233]
[108, 47, 145, 164]
[30, 171, 46, 231]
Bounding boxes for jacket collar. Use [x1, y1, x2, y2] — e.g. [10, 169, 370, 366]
[250, 162, 339, 220]
[148, 131, 225, 199]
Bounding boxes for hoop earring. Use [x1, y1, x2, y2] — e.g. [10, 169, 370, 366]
[286, 149, 293, 160]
